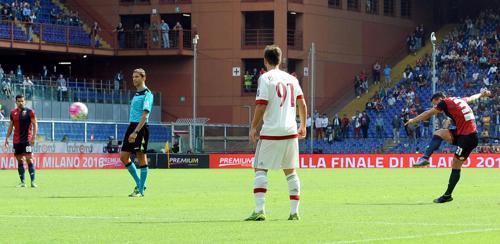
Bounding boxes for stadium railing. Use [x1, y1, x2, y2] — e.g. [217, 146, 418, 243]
[242, 29, 274, 48]
[0, 20, 194, 51]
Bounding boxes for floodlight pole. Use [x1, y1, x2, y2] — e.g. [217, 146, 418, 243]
[192, 34, 199, 151]
[310, 43, 315, 154]
[431, 32, 438, 132]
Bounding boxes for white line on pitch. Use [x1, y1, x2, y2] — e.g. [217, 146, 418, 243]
[333, 228, 500, 243]
[0, 215, 498, 228]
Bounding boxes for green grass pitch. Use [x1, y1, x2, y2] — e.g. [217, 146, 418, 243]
[0, 169, 499, 243]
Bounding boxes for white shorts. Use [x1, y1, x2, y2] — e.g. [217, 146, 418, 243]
[253, 138, 299, 170]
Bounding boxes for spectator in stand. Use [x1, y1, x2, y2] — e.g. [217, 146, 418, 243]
[42, 65, 49, 80]
[402, 64, 414, 82]
[114, 71, 123, 91]
[373, 60, 381, 84]
[387, 95, 396, 107]
[383, 64, 391, 84]
[332, 113, 341, 140]
[15, 65, 22, 82]
[354, 75, 361, 98]
[114, 22, 125, 49]
[481, 129, 489, 143]
[244, 70, 252, 92]
[149, 23, 160, 47]
[392, 115, 401, 143]
[2, 77, 12, 99]
[50, 8, 58, 24]
[0, 64, 4, 82]
[173, 22, 183, 31]
[353, 112, 362, 139]
[320, 113, 329, 140]
[134, 24, 143, 48]
[419, 24, 425, 47]
[495, 110, 500, 138]
[306, 114, 312, 139]
[482, 111, 491, 133]
[314, 113, 325, 140]
[23, 76, 34, 98]
[160, 20, 170, 48]
[22, 2, 30, 22]
[90, 21, 101, 48]
[375, 114, 384, 138]
[57, 74, 67, 101]
[341, 114, 350, 139]
[360, 70, 369, 94]
[361, 111, 370, 138]
[27, 11, 35, 43]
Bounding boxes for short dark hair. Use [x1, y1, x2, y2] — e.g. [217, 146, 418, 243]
[15, 95, 24, 101]
[264, 45, 282, 66]
[430, 92, 446, 101]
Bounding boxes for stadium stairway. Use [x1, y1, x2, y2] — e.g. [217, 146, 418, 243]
[50, 0, 112, 48]
[337, 24, 456, 119]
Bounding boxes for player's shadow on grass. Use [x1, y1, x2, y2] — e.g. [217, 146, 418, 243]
[345, 202, 433, 206]
[117, 219, 283, 224]
[45, 196, 116, 199]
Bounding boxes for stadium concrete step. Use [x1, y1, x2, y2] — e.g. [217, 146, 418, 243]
[50, 0, 112, 49]
[337, 24, 456, 118]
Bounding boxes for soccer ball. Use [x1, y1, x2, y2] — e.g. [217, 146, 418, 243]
[69, 102, 88, 120]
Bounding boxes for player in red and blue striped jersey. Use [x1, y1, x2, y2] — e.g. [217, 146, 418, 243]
[4, 95, 38, 188]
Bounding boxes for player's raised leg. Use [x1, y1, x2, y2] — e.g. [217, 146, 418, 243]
[284, 168, 300, 220]
[245, 169, 268, 221]
[414, 129, 453, 167]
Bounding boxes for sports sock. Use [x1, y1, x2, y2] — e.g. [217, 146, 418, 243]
[444, 169, 461, 196]
[17, 162, 25, 183]
[423, 135, 443, 159]
[287, 172, 301, 215]
[253, 171, 268, 213]
[28, 163, 35, 182]
[125, 162, 140, 188]
[139, 165, 148, 194]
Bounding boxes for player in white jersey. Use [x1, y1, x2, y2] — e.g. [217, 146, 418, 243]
[245, 45, 308, 221]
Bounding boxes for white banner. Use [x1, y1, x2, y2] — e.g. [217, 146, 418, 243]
[0, 142, 108, 154]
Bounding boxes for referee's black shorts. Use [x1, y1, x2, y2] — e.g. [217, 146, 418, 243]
[121, 123, 149, 153]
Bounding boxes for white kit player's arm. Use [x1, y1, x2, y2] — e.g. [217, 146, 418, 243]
[297, 98, 307, 138]
[250, 76, 270, 144]
[295, 81, 307, 138]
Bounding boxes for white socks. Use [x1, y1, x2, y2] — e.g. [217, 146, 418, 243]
[253, 171, 268, 213]
[287, 173, 301, 214]
[252, 171, 301, 215]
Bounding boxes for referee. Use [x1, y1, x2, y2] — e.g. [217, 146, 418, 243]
[120, 68, 153, 197]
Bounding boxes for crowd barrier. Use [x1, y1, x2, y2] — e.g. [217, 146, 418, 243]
[0, 153, 498, 170]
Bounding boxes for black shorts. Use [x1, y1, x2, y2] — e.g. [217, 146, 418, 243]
[450, 130, 478, 160]
[121, 123, 149, 153]
[14, 142, 33, 156]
